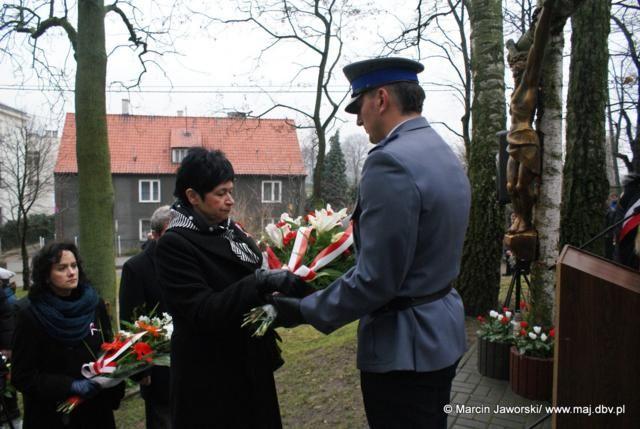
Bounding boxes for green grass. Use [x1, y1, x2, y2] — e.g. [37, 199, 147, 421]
[113, 323, 365, 428]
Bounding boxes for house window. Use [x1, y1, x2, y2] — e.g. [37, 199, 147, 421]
[139, 180, 160, 203]
[26, 150, 40, 187]
[139, 219, 151, 241]
[262, 180, 282, 203]
[172, 148, 189, 164]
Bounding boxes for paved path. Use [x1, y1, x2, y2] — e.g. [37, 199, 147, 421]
[448, 342, 552, 429]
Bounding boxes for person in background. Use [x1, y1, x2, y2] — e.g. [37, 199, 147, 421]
[156, 148, 307, 428]
[0, 267, 19, 428]
[614, 174, 640, 270]
[270, 57, 471, 429]
[11, 242, 124, 429]
[119, 205, 172, 429]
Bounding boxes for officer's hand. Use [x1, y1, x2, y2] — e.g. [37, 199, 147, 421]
[268, 295, 305, 329]
[254, 269, 311, 297]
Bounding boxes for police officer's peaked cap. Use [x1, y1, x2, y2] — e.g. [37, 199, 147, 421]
[343, 57, 424, 114]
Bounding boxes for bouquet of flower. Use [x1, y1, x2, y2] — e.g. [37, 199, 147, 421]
[57, 312, 173, 414]
[513, 322, 555, 358]
[476, 307, 516, 344]
[243, 205, 356, 336]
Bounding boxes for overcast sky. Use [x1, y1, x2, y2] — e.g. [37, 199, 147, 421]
[0, 1, 478, 150]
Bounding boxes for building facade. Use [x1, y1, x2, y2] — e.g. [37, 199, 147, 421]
[0, 102, 57, 225]
[54, 112, 306, 253]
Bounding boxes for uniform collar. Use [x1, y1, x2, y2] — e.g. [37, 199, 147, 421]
[372, 116, 430, 151]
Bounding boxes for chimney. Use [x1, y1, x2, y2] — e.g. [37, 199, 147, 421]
[122, 99, 130, 115]
[227, 111, 247, 119]
[177, 110, 184, 117]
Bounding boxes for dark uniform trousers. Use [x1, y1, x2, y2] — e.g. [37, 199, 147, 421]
[360, 359, 459, 429]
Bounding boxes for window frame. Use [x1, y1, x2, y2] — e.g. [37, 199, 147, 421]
[138, 179, 161, 203]
[139, 218, 151, 241]
[171, 148, 189, 164]
[261, 180, 282, 203]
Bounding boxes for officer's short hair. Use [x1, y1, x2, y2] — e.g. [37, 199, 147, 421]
[174, 148, 234, 206]
[150, 205, 172, 234]
[385, 82, 425, 115]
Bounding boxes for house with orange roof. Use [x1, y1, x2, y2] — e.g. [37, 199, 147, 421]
[54, 108, 306, 252]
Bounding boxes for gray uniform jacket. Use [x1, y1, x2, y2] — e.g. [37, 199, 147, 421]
[300, 116, 471, 373]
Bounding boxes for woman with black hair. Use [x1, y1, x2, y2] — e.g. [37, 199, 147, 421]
[156, 148, 308, 428]
[11, 242, 124, 428]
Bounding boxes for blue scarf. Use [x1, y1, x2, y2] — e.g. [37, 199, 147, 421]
[29, 283, 100, 344]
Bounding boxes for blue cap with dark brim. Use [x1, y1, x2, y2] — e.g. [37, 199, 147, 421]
[343, 57, 424, 114]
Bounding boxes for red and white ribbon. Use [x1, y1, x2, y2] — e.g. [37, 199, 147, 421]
[265, 247, 283, 269]
[294, 222, 354, 281]
[287, 226, 312, 271]
[80, 331, 147, 388]
[619, 199, 640, 242]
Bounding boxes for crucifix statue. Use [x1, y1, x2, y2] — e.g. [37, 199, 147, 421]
[504, 0, 554, 261]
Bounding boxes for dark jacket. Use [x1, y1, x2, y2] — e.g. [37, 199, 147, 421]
[156, 215, 283, 429]
[119, 239, 170, 404]
[0, 282, 15, 349]
[11, 296, 125, 429]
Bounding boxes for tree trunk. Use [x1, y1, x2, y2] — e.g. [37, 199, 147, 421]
[560, 0, 611, 255]
[312, 127, 326, 208]
[75, 0, 116, 314]
[456, 0, 506, 316]
[529, 29, 565, 326]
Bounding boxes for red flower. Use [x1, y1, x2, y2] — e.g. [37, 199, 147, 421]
[549, 328, 555, 338]
[499, 317, 509, 325]
[519, 329, 526, 336]
[275, 221, 286, 228]
[283, 231, 297, 246]
[520, 321, 528, 329]
[519, 300, 527, 311]
[132, 342, 154, 362]
[477, 315, 485, 323]
[137, 321, 161, 338]
[502, 306, 509, 313]
[101, 336, 126, 353]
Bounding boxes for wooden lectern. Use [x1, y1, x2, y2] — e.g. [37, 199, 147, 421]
[554, 245, 640, 428]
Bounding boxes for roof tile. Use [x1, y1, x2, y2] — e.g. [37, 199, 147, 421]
[55, 113, 306, 176]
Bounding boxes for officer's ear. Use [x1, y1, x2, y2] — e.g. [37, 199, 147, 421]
[374, 87, 392, 114]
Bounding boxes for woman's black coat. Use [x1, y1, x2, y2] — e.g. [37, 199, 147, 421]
[156, 221, 283, 429]
[11, 298, 125, 429]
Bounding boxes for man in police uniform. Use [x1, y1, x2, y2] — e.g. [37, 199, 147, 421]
[273, 57, 471, 428]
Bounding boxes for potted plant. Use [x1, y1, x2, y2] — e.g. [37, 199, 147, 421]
[510, 323, 555, 401]
[476, 308, 515, 380]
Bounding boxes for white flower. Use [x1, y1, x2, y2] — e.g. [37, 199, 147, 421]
[489, 310, 499, 318]
[497, 314, 504, 321]
[265, 223, 284, 248]
[161, 312, 172, 324]
[540, 333, 548, 341]
[309, 205, 349, 233]
[528, 332, 538, 340]
[137, 315, 151, 324]
[152, 317, 161, 326]
[280, 213, 302, 226]
[505, 311, 512, 319]
[533, 326, 542, 334]
[164, 323, 174, 339]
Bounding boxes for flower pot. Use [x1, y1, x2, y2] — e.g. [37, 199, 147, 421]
[509, 346, 553, 401]
[477, 337, 511, 380]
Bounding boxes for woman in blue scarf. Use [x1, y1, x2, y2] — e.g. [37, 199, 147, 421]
[11, 242, 124, 428]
